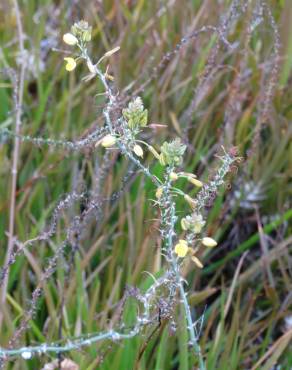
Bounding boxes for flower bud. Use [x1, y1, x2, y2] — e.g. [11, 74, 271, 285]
[82, 30, 92, 42]
[174, 240, 188, 258]
[202, 237, 217, 248]
[133, 144, 143, 157]
[64, 57, 77, 71]
[170, 172, 178, 181]
[63, 33, 78, 45]
[155, 187, 163, 199]
[159, 139, 186, 166]
[181, 217, 189, 231]
[101, 135, 116, 148]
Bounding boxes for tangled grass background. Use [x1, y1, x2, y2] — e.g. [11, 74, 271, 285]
[0, 0, 291, 369]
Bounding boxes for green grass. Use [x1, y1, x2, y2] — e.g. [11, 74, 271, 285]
[0, 0, 291, 369]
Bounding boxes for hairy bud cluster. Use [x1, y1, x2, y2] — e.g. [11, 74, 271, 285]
[181, 213, 205, 234]
[122, 97, 148, 130]
[71, 20, 92, 42]
[159, 138, 186, 167]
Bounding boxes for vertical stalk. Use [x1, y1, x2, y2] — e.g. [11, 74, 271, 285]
[0, 0, 26, 326]
[163, 169, 205, 369]
[178, 278, 206, 369]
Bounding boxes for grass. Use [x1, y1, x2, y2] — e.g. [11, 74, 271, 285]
[0, 0, 291, 369]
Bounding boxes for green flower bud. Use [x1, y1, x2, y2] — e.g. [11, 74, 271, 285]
[181, 213, 205, 234]
[71, 20, 92, 43]
[83, 30, 92, 42]
[122, 97, 148, 130]
[159, 138, 186, 167]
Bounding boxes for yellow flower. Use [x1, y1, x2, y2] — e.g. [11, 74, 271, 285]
[174, 240, 189, 258]
[101, 134, 117, 148]
[64, 57, 77, 72]
[63, 33, 78, 45]
[202, 237, 217, 248]
[133, 144, 144, 157]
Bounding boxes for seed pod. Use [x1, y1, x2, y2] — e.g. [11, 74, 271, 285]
[187, 177, 203, 187]
[147, 145, 161, 160]
[191, 256, 204, 268]
[104, 46, 121, 57]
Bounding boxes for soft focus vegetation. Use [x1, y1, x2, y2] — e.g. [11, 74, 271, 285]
[0, 0, 291, 369]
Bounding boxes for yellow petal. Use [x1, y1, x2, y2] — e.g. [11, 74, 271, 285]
[174, 240, 188, 258]
[64, 57, 76, 72]
[202, 237, 217, 248]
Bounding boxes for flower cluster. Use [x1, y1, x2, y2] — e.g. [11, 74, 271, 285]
[159, 138, 186, 166]
[181, 213, 205, 234]
[173, 237, 217, 268]
[62, 21, 93, 72]
[71, 20, 92, 43]
[122, 97, 148, 131]
[141, 136, 219, 267]
[97, 97, 148, 158]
